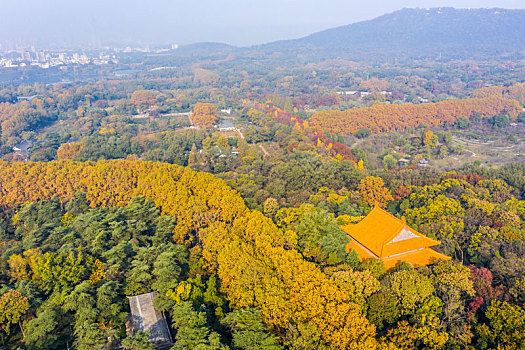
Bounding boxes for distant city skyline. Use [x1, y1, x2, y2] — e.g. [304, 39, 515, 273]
[0, 0, 524, 48]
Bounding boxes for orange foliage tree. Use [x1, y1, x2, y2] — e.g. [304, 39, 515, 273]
[130, 90, 157, 112]
[192, 103, 218, 129]
[360, 77, 389, 92]
[472, 83, 525, 105]
[56, 142, 84, 160]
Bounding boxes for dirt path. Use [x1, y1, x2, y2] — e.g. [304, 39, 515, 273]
[259, 144, 269, 156]
[463, 149, 477, 158]
[351, 138, 364, 149]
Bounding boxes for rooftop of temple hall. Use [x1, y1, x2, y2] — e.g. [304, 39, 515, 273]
[341, 206, 450, 269]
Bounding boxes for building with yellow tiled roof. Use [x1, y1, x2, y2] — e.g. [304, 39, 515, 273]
[341, 206, 450, 269]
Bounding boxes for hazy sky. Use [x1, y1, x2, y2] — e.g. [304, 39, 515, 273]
[0, 0, 524, 48]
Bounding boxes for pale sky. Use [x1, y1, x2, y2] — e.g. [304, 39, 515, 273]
[0, 0, 524, 48]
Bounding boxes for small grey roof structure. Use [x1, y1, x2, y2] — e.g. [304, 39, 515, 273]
[218, 119, 236, 131]
[12, 140, 33, 152]
[17, 95, 37, 102]
[418, 159, 429, 168]
[128, 292, 172, 348]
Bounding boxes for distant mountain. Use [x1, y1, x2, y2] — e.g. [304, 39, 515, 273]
[255, 8, 525, 61]
[169, 42, 236, 57]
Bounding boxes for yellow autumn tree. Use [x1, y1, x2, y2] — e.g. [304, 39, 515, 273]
[358, 176, 394, 208]
[88, 259, 105, 285]
[7, 255, 30, 283]
[0, 290, 30, 336]
[192, 103, 218, 129]
[56, 142, 84, 160]
[386, 316, 449, 350]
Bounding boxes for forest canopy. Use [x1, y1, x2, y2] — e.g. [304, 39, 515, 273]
[310, 97, 521, 135]
[0, 160, 376, 349]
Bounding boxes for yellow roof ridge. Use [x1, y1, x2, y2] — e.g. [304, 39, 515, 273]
[382, 247, 450, 261]
[382, 248, 451, 269]
[347, 237, 379, 259]
[380, 221, 404, 258]
[373, 206, 441, 247]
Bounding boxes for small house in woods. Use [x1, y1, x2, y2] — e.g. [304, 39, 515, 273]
[342, 207, 450, 269]
[418, 159, 429, 168]
[397, 158, 410, 167]
[127, 292, 172, 348]
[217, 119, 236, 131]
[12, 140, 33, 161]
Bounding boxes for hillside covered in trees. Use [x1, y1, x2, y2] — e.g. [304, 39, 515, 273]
[0, 7, 523, 348]
[0, 160, 523, 349]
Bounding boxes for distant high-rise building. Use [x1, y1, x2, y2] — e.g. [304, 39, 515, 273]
[21, 51, 31, 61]
[37, 51, 46, 62]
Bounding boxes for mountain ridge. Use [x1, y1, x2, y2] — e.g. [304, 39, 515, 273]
[253, 7, 525, 60]
[174, 7, 524, 62]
